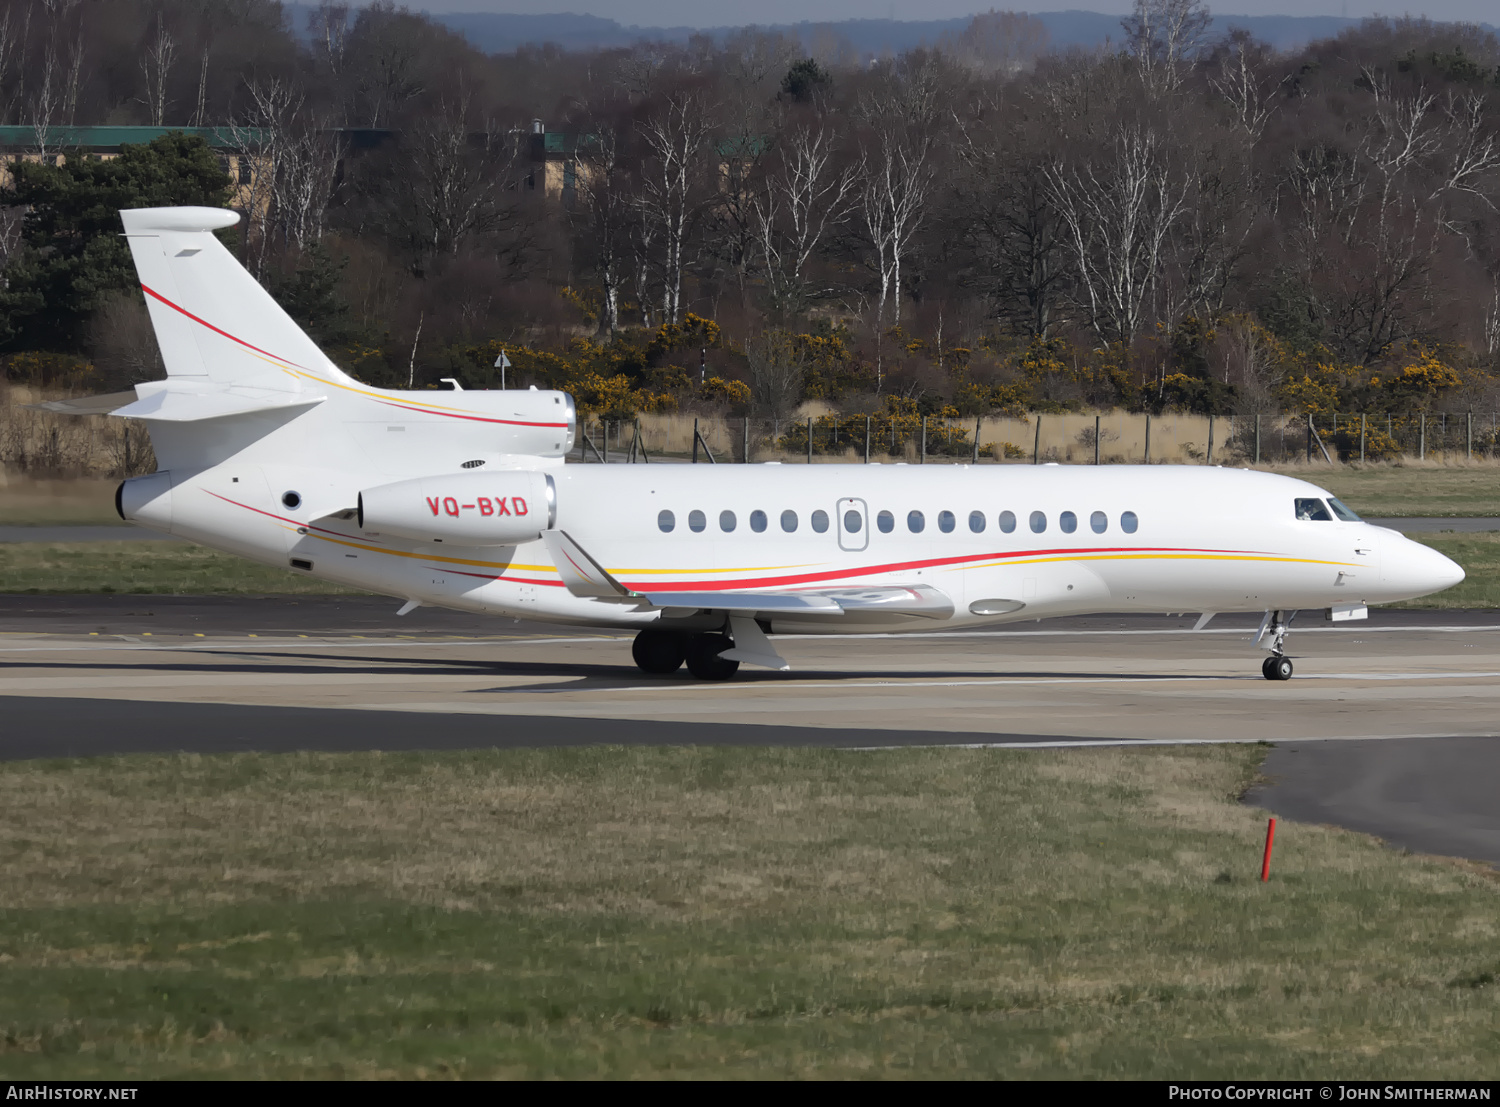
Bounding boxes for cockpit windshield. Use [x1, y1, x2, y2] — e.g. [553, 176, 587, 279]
[1294, 497, 1333, 521]
[1327, 497, 1362, 522]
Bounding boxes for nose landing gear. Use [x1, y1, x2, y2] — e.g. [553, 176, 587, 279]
[1261, 654, 1294, 681]
[1256, 609, 1296, 680]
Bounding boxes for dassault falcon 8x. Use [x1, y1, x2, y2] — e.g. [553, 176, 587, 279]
[49, 207, 1464, 680]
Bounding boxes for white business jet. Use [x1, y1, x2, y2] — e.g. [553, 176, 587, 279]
[59, 207, 1463, 680]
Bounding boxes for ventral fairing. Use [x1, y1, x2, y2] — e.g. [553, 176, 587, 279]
[58, 206, 1465, 680]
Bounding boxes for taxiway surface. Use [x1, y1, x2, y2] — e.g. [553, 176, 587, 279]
[1, 596, 1497, 864]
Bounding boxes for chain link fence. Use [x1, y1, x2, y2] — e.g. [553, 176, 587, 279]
[574, 411, 1500, 466]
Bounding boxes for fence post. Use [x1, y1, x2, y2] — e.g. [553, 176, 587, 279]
[920, 416, 927, 464]
[1033, 416, 1041, 464]
[807, 416, 813, 464]
[1306, 415, 1313, 463]
[1094, 414, 1100, 465]
[865, 415, 871, 463]
[743, 417, 749, 463]
[602, 420, 608, 465]
[1420, 413, 1426, 460]
[1254, 413, 1260, 465]
[1360, 414, 1366, 463]
[1207, 415, 1214, 464]
[1144, 414, 1150, 464]
[1467, 411, 1473, 460]
[693, 418, 699, 464]
[974, 417, 981, 464]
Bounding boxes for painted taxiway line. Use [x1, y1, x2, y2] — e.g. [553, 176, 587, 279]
[0, 634, 621, 654]
[846, 731, 1500, 751]
[592, 671, 1500, 694]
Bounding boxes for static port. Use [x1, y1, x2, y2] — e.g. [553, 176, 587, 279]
[282, 490, 302, 509]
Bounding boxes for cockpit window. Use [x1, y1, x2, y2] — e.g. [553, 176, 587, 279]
[1295, 497, 1333, 521]
[1327, 497, 1362, 522]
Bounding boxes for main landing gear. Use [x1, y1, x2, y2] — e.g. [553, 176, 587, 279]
[631, 628, 740, 681]
[1256, 609, 1296, 681]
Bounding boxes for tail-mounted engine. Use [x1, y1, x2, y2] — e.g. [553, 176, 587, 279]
[358, 471, 555, 545]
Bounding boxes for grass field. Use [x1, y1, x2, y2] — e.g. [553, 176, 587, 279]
[0, 745, 1496, 1078]
[0, 542, 359, 595]
[0, 479, 124, 526]
[1264, 463, 1500, 518]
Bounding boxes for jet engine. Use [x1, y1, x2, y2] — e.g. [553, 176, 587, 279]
[358, 471, 555, 545]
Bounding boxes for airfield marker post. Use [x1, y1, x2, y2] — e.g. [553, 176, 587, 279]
[808, 417, 813, 464]
[921, 417, 927, 464]
[1361, 414, 1366, 462]
[1033, 417, 1041, 464]
[974, 417, 981, 463]
[865, 416, 871, 464]
[1261, 818, 1277, 882]
[1143, 414, 1150, 464]
[1207, 415, 1214, 464]
[743, 417, 749, 463]
[693, 419, 700, 464]
[1094, 415, 1100, 465]
[1254, 414, 1260, 465]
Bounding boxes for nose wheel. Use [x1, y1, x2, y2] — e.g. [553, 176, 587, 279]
[1256, 609, 1296, 680]
[1261, 654, 1293, 681]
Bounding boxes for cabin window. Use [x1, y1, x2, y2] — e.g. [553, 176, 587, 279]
[844, 510, 863, 533]
[1060, 511, 1077, 534]
[781, 509, 798, 532]
[938, 510, 955, 533]
[1328, 497, 1362, 522]
[1090, 510, 1107, 534]
[811, 509, 829, 533]
[720, 510, 737, 532]
[908, 510, 926, 533]
[1121, 511, 1138, 533]
[657, 509, 675, 533]
[877, 510, 894, 533]
[1029, 510, 1047, 533]
[999, 510, 1016, 533]
[968, 510, 986, 533]
[689, 510, 706, 533]
[750, 509, 768, 533]
[1295, 498, 1332, 521]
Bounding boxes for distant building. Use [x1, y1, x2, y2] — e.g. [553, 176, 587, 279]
[0, 125, 273, 217]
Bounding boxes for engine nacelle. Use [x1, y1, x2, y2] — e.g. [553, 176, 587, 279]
[357, 470, 555, 545]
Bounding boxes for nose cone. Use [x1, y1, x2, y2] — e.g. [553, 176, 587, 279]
[1387, 538, 1465, 599]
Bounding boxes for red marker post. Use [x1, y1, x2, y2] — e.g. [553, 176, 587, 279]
[1260, 817, 1277, 882]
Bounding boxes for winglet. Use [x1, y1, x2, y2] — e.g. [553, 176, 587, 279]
[543, 530, 635, 599]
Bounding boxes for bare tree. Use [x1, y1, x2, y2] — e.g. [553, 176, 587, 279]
[1208, 33, 1278, 141]
[1121, 0, 1213, 98]
[860, 127, 931, 327]
[745, 329, 806, 431]
[636, 86, 714, 326]
[941, 11, 1050, 78]
[571, 120, 633, 336]
[752, 123, 858, 319]
[139, 11, 177, 126]
[1047, 127, 1189, 343]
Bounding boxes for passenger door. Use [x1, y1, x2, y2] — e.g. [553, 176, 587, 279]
[837, 497, 869, 552]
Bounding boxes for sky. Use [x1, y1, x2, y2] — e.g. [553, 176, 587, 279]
[397, 1, 1500, 25]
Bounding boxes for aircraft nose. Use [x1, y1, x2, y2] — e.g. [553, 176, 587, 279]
[1391, 538, 1464, 595]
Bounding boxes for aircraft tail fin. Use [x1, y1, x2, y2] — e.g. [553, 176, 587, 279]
[119, 207, 354, 394]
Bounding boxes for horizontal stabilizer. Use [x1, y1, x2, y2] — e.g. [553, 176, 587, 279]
[111, 383, 325, 423]
[29, 391, 139, 416]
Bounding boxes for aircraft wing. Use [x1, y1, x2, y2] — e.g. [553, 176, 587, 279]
[544, 530, 952, 620]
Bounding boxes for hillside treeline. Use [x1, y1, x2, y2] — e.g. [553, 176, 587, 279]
[1, 0, 1499, 425]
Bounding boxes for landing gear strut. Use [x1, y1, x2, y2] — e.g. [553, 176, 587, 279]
[1256, 609, 1296, 681]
